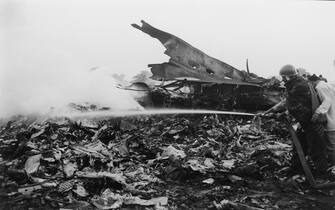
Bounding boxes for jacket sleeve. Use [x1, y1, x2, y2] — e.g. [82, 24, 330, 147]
[271, 99, 286, 112]
[315, 84, 331, 115]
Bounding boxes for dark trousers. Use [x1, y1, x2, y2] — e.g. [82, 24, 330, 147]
[291, 122, 328, 173]
[326, 131, 335, 166]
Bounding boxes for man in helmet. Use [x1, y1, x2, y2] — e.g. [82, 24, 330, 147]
[261, 64, 328, 175]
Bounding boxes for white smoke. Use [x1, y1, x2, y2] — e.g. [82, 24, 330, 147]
[0, 67, 143, 118]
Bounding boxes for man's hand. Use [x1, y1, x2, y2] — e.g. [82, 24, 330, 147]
[255, 112, 279, 118]
[311, 112, 327, 124]
[256, 107, 274, 117]
[255, 112, 266, 117]
[311, 112, 320, 122]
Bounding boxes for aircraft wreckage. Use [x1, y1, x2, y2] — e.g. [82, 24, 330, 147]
[128, 20, 283, 111]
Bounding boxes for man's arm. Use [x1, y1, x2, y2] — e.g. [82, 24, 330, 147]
[260, 99, 286, 116]
[270, 99, 287, 112]
[315, 85, 332, 115]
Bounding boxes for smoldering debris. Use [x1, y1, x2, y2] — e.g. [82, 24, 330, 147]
[1, 113, 334, 209]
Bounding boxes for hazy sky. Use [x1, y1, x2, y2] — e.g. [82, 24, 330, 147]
[2, 0, 335, 78]
[1, 0, 335, 115]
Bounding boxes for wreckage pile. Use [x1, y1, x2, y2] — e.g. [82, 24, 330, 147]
[0, 112, 334, 209]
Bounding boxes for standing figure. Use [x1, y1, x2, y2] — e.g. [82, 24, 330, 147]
[309, 74, 335, 169]
[261, 65, 328, 175]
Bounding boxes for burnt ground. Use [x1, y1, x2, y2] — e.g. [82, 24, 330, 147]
[0, 113, 335, 209]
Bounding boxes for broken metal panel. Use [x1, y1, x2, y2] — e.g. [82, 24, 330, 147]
[236, 86, 283, 110]
[149, 62, 260, 87]
[131, 20, 284, 110]
[132, 20, 266, 84]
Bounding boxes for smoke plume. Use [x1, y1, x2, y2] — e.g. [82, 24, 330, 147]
[0, 67, 143, 118]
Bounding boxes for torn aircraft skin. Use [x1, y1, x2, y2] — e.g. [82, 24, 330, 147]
[131, 20, 283, 110]
[132, 20, 266, 84]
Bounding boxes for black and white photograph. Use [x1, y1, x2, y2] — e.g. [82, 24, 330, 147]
[1, 0, 335, 209]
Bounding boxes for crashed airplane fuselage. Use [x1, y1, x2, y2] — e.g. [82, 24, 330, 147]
[130, 20, 283, 111]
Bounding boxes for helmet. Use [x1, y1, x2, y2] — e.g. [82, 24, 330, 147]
[279, 64, 297, 76]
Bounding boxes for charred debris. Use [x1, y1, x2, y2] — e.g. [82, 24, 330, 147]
[124, 20, 284, 111]
[2, 110, 335, 209]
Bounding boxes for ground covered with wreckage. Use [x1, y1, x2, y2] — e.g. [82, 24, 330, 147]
[1, 112, 335, 210]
